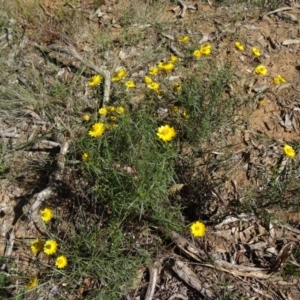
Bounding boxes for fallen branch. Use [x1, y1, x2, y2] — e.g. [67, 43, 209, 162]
[28, 141, 69, 219]
[33, 43, 111, 107]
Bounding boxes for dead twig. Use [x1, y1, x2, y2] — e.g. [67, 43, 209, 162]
[144, 260, 162, 300]
[177, 0, 187, 18]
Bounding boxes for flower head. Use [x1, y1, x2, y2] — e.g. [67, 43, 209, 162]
[158, 62, 175, 72]
[88, 122, 105, 138]
[172, 106, 179, 114]
[56, 255, 68, 269]
[125, 80, 135, 88]
[182, 110, 190, 119]
[273, 75, 286, 84]
[173, 83, 182, 92]
[200, 44, 212, 55]
[190, 221, 206, 237]
[82, 152, 89, 162]
[112, 69, 127, 82]
[43, 239, 58, 255]
[147, 82, 160, 91]
[193, 50, 201, 58]
[252, 47, 261, 57]
[31, 238, 43, 255]
[99, 107, 108, 116]
[179, 35, 190, 43]
[149, 66, 159, 76]
[88, 75, 102, 87]
[169, 55, 178, 63]
[283, 144, 295, 158]
[144, 76, 153, 84]
[255, 65, 268, 76]
[26, 277, 38, 290]
[116, 107, 125, 114]
[234, 41, 244, 51]
[156, 125, 176, 142]
[41, 208, 53, 223]
[107, 106, 116, 113]
[82, 114, 90, 121]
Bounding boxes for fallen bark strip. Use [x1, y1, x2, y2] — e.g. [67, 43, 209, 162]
[33, 43, 111, 107]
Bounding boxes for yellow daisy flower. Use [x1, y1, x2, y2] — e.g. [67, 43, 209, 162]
[107, 106, 115, 113]
[30, 238, 43, 255]
[273, 75, 286, 84]
[149, 66, 159, 76]
[255, 65, 268, 76]
[173, 83, 182, 92]
[200, 44, 212, 55]
[156, 125, 176, 142]
[158, 62, 175, 72]
[147, 82, 160, 91]
[56, 255, 68, 269]
[283, 144, 295, 158]
[109, 116, 117, 122]
[112, 69, 127, 82]
[99, 107, 108, 115]
[193, 50, 202, 58]
[41, 208, 53, 223]
[88, 122, 105, 138]
[178, 35, 190, 43]
[88, 75, 102, 87]
[125, 80, 135, 88]
[82, 114, 90, 121]
[26, 277, 38, 290]
[144, 76, 153, 84]
[234, 41, 244, 51]
[190, 221, 206, 237]
[172, 106, 179, 114]
[82, 152, 89, 162]
[169, 55, 178, 63]
[252, 47, 261, 57]
[43, 239, 58, 255]
[116, 107, 125, 114]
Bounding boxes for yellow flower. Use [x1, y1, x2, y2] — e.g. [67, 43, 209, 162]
[158, 62, 175, 72]
[88, 75, 102, 87]
[173, 83, 182, 92]
[200, 44, 212, 55]
[179, 35, 190, 43]
[156, 125, 176, 142]
[147, 82, 160, 91]
[182, 110, 190, 119]
[30, 238, 43, 255]
[43, 239, 58, 255]
[88, 122, 105, 138]
[99, 107, 108, 115]
[255, 65, 268, 76]
[273, 75, 286, 84]
[283, 144, 295, 158]
[82, 152, 89, 162]
[258, 99, 265, 106]
[172, 106, 179, 114]
[112, 69, 127, 82]
[109, 116, 117, 122]
[149, 66, 158, 76]
[125, 80, 135, 88]
[144, 76, 153, 84]
[56, 255, 68, 269]
[193, 50, 202, 57]
[107, 106, 116, 113]
[190, 221, 206, 237]
[169, 55, 178, 63]
[116, 107, 125, 114]
[82, 114, 90, 121]
[234, 41, 244, 51]
[26, 277, 38, 290]
[252, 47, 261, 57]
[41, 208, 53, 223]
